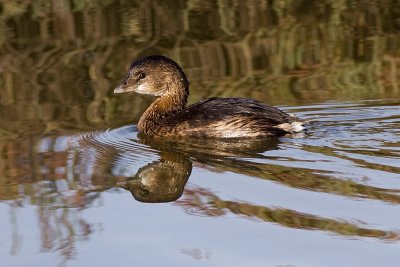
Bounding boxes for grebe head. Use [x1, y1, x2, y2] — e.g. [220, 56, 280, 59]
[114, 55, 189, 96]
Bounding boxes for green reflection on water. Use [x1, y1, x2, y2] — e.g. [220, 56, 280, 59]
[1, 0, 400, 137]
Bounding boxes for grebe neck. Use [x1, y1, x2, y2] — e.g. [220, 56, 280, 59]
[138, 83, 188, 135]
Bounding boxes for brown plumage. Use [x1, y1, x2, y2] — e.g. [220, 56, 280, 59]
[114, 55, 305, 138]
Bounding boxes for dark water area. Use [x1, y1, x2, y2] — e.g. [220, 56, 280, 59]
[1, 1, 400, 266]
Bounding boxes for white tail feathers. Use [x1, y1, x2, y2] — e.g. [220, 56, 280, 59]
[275, 121, 305, 133]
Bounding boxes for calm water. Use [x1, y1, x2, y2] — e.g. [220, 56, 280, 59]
[1, 1, 400, 267]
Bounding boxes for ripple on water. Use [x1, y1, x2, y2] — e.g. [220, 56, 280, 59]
[171, 99, 400, 244]
[76, 125, 159, 175]
[31, 98, 400, 244]
[265, 99, 400, 193]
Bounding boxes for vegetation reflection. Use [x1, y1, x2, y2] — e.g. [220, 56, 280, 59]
[1, 0, 400, 138]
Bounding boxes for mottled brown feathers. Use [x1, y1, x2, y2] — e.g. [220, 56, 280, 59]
[154, 97, 298, 138]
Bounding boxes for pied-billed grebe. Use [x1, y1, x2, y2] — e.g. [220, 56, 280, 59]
[114, 55, 305, 138]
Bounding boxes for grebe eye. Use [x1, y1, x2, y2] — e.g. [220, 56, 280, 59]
[142, 188, 149, 195]
[139, 72, 146, 80]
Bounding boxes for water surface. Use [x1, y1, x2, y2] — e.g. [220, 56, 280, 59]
[1, 1, 400, 267]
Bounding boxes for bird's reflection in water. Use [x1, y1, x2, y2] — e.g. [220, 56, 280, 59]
[117, 134, 280, 203]
[89, 130, 400, 241]
[118, 151, 192, 203]
[138, 133, 280, 158]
